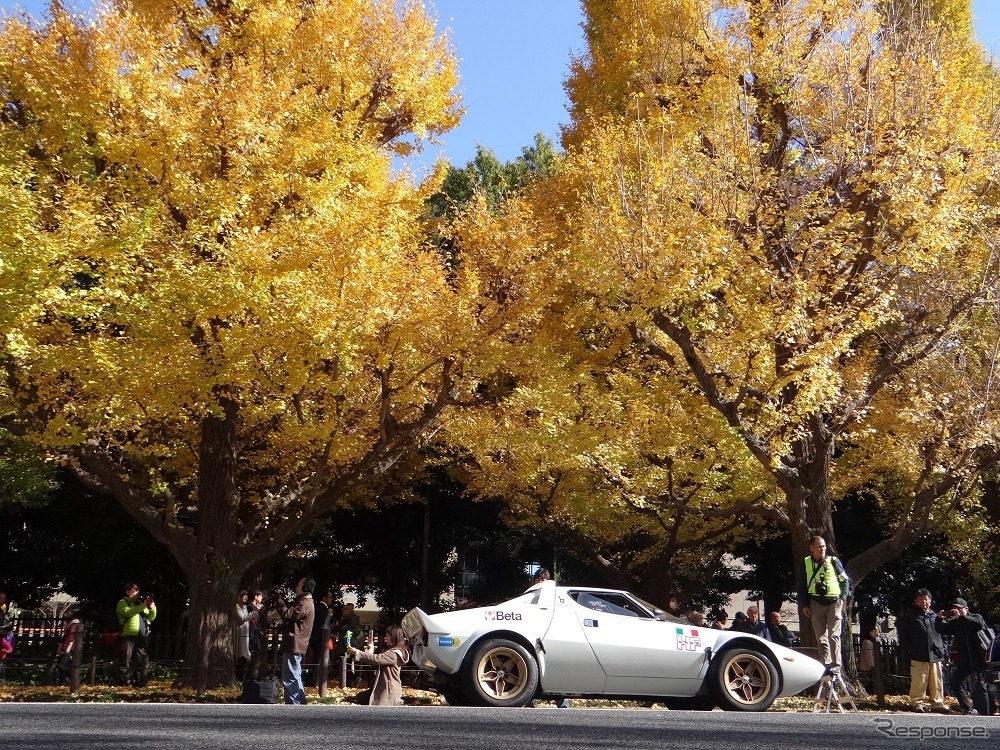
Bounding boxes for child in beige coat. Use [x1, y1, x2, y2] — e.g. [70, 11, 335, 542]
[349, 624, 410, 706]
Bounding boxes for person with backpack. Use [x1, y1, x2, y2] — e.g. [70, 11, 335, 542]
[55, 606, 82, 686]
[938, 597, 992, 715]
[116, 582, 156, 687]
[0, 624, 14, 685]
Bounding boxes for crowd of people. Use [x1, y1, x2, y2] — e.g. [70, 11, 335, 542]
[176, 554, 1000, 710]
[227, 577, 385, 704]
[658, 534, 997, 715]
[895, 589, 996, 715]
[210, 550, 986, 712]
[0, 540, 997, 712]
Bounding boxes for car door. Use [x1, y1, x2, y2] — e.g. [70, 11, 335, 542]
[537, 587, 607, 694]
[568, 590, 713, 696]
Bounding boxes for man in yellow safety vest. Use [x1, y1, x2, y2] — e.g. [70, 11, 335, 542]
[797, 535, 850, 673]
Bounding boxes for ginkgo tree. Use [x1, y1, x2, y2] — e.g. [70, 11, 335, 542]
[456, 0, 1000, 609]
[448, 351, 776, 604]
[0, 0, 544, 691]
[443, 195, 776, 600]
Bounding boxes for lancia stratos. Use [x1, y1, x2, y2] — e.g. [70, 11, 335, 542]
[402, 581, 825, 710]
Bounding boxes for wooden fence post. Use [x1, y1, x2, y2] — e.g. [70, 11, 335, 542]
[317, 624, 331, 697]
[69, 621, 85, 696]
[873, 639, 886, 708]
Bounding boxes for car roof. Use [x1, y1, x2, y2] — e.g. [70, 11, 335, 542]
[524, 582, 638, 597]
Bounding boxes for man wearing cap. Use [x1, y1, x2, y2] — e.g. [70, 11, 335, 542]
[938, 597, 990, 715]
[274, 576, 316, 705]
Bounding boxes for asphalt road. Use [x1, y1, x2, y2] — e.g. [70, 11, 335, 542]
[0, 704, 995, 750]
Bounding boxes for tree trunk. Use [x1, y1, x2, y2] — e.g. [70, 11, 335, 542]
[841, 595, 858, 681]
[181, 563, 245, 694]
[786, 425, 837, 653]
[178, 397, 249, 693]
[790, 524, 819, 652]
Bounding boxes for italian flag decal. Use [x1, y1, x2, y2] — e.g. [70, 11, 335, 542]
[675, 627, 702, 651]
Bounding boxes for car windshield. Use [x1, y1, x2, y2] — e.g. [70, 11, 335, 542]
[571, 591, 652, 619]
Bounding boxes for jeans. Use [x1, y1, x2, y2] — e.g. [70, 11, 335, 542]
[950, 665, 988, 713]
[282, 653, 306, 704]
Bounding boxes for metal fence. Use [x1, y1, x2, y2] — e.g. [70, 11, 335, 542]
[0, 616, 376, 690]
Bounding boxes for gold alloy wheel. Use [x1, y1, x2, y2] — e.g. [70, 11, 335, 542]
[476, 646, 529, 700]
[723, 652, 773, 706]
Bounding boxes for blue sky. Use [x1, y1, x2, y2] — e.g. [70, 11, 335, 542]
[425, 0, 1000, 171]
[2, 0, 999, 172]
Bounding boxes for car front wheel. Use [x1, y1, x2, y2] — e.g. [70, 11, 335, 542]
[712, 648, 779, 711]
[462, 638, 539, 707]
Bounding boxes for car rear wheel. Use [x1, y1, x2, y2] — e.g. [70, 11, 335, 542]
[462, 638, 539, 707]
[712, 648, 779, 711]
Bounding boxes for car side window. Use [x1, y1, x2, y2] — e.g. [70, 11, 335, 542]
[571, 591, 649, 619]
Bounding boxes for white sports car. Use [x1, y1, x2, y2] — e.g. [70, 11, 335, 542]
[402, 581, 825, 710]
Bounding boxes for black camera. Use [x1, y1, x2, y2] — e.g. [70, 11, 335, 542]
[815, 579, 828, 597]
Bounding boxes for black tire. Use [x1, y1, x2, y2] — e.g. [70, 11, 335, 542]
[461, 638, 539, 707]
[711, 648, 780, 711]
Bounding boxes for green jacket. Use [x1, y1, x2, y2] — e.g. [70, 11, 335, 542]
[117, 597, 157, 637]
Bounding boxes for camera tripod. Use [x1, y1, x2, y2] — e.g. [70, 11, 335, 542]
[812, 669, 858, 713]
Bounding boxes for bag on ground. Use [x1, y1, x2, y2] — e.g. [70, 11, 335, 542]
[238, 675, 280, 704]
